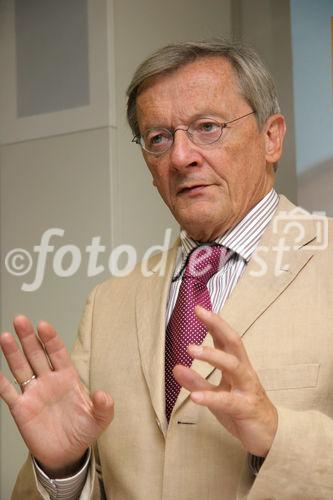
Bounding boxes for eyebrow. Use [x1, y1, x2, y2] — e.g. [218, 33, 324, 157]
[142, 112, 228, 132]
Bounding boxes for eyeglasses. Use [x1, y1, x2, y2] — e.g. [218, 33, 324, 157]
[132, 110, 256, 155]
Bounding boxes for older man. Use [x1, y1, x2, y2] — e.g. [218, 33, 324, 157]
[2, 40, 333, 499]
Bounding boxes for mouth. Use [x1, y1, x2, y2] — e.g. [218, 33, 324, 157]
[177, 184, 211, 195]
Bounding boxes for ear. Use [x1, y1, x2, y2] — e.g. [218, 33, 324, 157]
[264, 114, 286, 164]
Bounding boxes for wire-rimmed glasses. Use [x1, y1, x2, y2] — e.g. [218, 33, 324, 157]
[132, 110, 256, 155]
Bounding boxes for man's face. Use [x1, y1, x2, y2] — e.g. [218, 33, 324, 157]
[136, 57, 284, 241]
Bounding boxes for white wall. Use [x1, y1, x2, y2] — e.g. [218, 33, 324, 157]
[0, 127, 113, 497]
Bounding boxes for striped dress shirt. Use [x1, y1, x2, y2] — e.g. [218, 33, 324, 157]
[35, 188, 279, 498]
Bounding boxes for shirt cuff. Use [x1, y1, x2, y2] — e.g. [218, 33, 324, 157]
[33, 449, 91, 500]
[248, 453, 265, 476]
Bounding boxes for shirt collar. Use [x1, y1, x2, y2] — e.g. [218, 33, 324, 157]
[179, 189, 279, 263]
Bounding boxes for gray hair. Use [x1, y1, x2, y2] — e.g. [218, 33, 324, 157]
[126, 39, 280, 137]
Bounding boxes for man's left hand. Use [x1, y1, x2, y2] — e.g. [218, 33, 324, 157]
[173, 306, 278, 457]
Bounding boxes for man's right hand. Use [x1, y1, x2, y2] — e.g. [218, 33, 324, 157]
[0, 315, 114, 478]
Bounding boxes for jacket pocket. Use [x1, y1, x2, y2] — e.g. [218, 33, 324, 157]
[257, 363, 320, 391]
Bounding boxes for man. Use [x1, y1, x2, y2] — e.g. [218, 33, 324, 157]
[1, 40, 333, 499]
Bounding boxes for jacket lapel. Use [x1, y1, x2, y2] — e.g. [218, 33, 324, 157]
[221, 196, 316, 335]
[135, 240, 179, 436]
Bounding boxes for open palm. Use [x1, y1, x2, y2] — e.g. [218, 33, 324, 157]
[0, 316, 114, 476]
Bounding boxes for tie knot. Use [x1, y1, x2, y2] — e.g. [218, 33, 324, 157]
[184, 245, 227, 283]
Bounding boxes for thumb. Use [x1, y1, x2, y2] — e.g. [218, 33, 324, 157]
[91, 390, 114, 428]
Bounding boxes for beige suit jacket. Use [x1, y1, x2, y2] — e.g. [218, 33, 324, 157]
[12, 196, 333, 499]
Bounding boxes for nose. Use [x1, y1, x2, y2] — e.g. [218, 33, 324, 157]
[169, 129, 202, 171]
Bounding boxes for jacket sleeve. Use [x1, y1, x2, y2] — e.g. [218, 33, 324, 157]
[237, 406, 333, 499]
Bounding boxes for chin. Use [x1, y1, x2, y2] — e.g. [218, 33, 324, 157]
[174, 199, 231, 236]
[179, 214, 232, 242]
[179, 219, 220, 241]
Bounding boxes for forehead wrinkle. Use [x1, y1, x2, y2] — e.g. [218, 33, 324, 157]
[138, 87, 220, 130]
[136, 57, 246, 132]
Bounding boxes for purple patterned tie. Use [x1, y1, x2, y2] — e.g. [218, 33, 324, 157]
[165, 244, 228, 422]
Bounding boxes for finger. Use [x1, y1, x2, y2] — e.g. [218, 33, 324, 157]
[37, 321, 72, 371]
[13, 316, 52, 375]
[195, 306, 250, 363]
[173, 364, 215, 393]
[191, 388, 245, 416]
[91, 391, 114, 429]
[187, 344, 255, 391]
[0, 371, 19, 407]
[0, 332, 35, 384]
